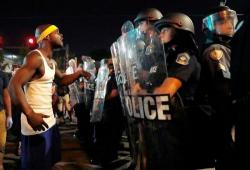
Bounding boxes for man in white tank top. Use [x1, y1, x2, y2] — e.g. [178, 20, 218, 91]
[8, 24, 91, 170]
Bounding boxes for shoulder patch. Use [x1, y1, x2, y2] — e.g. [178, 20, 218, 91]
[176, 53, 190, 65]
[209, 49, 223, 60]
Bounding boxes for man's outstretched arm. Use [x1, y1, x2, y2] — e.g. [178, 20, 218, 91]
[54, 61, 91, 85]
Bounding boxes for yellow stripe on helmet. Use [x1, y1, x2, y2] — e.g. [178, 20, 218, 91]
[36, 25, 58, 43]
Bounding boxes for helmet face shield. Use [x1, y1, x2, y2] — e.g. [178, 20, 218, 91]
[203, 9, 238, 33]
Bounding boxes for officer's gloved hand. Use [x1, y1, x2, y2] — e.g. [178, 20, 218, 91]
[6, 116, 13, 130]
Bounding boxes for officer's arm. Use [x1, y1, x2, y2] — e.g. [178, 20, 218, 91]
[154, 52, 195, 97]
[154, 77, 182, 97]
[203, 48, 224, 79]
[106, 89, 119, 100]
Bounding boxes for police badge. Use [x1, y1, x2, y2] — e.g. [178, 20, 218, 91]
[176, 53, 190, 65]
[209, 49, 223, 60]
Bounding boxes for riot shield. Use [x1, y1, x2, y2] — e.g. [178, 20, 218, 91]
[115, 26, 184, 170]
[110, 42, 125, 106]
[66, 58, 84, 105]
[82, 56, 96, 110]
[121, 20, 134, 35]
[111, 38, 139, 166]
[113, 20, 134, 98]
[90, 59, 110, 123]
[82, 55, 96, 81]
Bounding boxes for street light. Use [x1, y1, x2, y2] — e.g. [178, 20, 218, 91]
[28, 38, 34, 44]
[26, 36, 37, 49]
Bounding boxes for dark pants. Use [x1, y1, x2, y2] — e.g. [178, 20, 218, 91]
[188, 101, 235, 170]
[10, 105, 22, 141]
[21, 125, 61, 170]
[211, 102, 235, 170]
[93, 109, 125, 165]
[235, 105, 250, 170]
[74, 103, 92, 145]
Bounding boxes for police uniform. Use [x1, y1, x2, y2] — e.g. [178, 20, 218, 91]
[167, 48, 200, 104]
[199, 5, 239, 169]
[146, 46, 200, 104]
[166, 47, 201, 170]
[201, 37, 235, 170]
[137, 45, 200, 170]
[130, 12, 201, 170]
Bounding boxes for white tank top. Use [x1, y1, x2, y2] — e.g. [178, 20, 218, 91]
[21, 49, 56, 135]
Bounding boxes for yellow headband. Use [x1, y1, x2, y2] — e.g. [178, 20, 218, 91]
[36, 25, 58, 43]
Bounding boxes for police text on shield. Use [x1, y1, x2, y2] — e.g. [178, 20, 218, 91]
[125, 94, 171, 120]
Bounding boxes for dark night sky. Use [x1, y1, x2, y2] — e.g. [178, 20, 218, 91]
[0, 0, 249, 56]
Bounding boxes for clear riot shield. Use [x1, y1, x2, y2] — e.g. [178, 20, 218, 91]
[112, 20, 141, 165]
[121, 20, 134, 35]
[66, 58, 84, 105]
[116, 26, 178, 170]
[111, 38, 139, 166]
[110, 20, 134, 114]
[110, 42, 126, 107]
[90, 59, 109, 123]
[82, 56, 96, 110]
[82, 56, 96, 82]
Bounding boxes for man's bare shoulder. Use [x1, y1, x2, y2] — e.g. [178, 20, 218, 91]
[23, 50, 43, 68]
[10, 50, 43, 84]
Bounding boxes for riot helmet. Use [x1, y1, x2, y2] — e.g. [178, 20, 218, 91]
[154, 13, 198, 53]
[202, 6, 238, 37]
[134, 8, 163, 27]
[154, 12, 195, 34]
[165, 13, 195, 34]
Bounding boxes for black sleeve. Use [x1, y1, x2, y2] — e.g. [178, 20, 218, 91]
[202, 51, 220, 80]
[168, 54, 196, 83]
[201, 45, 226, 80]
[106, 73, 118, 95]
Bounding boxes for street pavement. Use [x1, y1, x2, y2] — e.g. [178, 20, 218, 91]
[3, 120, 215, 170]
[4, 121, 132, 170]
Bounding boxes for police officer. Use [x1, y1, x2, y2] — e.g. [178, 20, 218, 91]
[153, 12, 201, 169]
[154, 12, 200, 103]
[200, 5, 238, 170]
[118, 8, 164, 169]
[230, 7, 250, 170]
